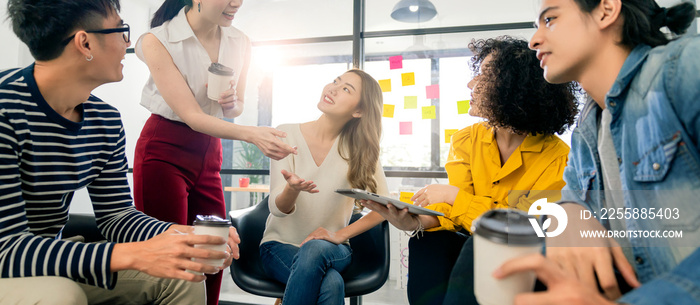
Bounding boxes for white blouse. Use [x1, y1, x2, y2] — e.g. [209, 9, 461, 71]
[135, 7, 251, 122]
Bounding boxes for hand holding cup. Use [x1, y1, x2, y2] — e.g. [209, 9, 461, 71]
[207, 63, 234, 101]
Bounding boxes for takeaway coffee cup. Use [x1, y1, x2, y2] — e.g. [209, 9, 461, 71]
[207, 63, 234, 101]
[192, 215, 231, 270]
[473, 209, 543, 305]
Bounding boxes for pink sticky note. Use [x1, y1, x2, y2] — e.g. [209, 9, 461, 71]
[399, 122, 413, 135]
[389, 55, 403, 70]
[426, 84, 440, 99]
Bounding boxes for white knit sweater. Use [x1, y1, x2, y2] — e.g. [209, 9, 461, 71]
[261, 123, 388, 246]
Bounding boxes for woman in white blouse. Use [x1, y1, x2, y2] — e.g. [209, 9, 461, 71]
[132, 1, 296, 304]
[260, 69, 388, 305]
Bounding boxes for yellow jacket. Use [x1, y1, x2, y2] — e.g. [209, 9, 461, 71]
[426, 122, 569, 232]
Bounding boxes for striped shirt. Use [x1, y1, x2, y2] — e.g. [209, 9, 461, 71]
[0, 65, 171, 289]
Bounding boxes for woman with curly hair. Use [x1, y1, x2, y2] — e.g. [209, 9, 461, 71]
[362, 35, 579, 305]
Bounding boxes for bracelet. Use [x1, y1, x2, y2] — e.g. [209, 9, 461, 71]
[404, 216, 424, 239]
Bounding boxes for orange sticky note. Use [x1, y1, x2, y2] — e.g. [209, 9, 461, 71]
[422, 106, 436, 120]
[445, 129, 459, 143]
[404, 96, 418, 109]
[379, 79, 392, 92]
[457, 100, 470, 114]
[383, 104, 395, 118]
[399, 192, 415, 204]
[399, 122, 412, 135]
[401, 72, 415, 86]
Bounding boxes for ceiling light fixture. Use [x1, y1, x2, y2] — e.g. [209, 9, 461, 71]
[391, 0, 438, 23]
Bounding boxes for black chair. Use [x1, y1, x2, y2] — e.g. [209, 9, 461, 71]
[62, 213, 105, 242]
[229, 197, 390, 305]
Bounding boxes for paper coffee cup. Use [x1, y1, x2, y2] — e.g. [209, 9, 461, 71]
[207, 63, 234, 101]
[473, 209, 543, 305]
[191, 215, 231, 273]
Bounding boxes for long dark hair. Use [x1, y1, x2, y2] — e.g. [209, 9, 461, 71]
[151, 0, 192, 28]
[573, 0, 695, 48]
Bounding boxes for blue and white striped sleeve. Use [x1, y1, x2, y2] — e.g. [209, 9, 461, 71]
[0, 112, 116, 288]
[88, 124, 172, 244]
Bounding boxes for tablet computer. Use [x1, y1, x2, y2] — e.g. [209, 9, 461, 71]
[335, 188, 444, 216]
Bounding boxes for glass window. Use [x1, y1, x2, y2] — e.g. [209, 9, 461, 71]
[270, 63, 351, 127]
[364, 29, 537, 169]
[365, 58, 433, 168]
[241, 41, 353, 129]
[438, 56, 483, 165]
[366, 0, 539, 32]
[232, 0, 353, 41]
[224, 41, 353, 180]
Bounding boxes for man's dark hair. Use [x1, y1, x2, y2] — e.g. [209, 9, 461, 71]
[469, 36, 579, 136]
[572, 0, 695, 48]
[7, 0, 121, 61]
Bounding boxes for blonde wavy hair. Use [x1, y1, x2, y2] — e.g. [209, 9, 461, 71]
[338, 69, 383, 206]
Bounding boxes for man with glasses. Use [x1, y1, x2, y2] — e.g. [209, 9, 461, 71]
[0, 1, 240, 304]
[62, 23, 130, 46]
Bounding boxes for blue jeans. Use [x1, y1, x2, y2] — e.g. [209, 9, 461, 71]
[260, 240, 352, 305]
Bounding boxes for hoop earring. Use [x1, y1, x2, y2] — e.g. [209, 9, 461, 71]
[86, 54, 93, 62]
[198, 2, 201, 12]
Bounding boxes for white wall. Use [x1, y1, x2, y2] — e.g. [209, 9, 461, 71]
[0, 0, 157, 214]
[0, 0, 32, 68]
[72, 0, 157, 214]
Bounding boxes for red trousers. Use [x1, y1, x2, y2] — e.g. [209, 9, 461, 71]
[133, 114, 226, 305]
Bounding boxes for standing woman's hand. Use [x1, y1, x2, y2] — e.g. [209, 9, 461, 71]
[246, 127, 298, 160]
[218, 80, 244, 118]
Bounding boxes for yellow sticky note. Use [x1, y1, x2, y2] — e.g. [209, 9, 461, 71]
[422, 106, 436, 120]
[445, 129, 459, 143]
[401, 72, 415, 86]
[399, 192, 415, 204]
[379, 79, 392, 92]
[404, 96, 418, 109]
[457, 100, 470, 114]
[383, 104, 395, 118]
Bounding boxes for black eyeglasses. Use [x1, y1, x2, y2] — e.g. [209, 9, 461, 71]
[61, 23, 130, 46]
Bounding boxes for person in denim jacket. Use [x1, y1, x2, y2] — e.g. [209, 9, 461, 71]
[494, 0, 699, 304]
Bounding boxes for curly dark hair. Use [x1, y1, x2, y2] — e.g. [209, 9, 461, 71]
[468, 36, 579, 135]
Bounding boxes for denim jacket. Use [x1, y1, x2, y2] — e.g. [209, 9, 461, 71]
[561, 35, 700, 301]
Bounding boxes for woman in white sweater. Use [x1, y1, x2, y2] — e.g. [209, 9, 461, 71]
[260, 69, 388, 305]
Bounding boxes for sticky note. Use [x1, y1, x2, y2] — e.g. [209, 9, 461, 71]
[445, 129, 459, 143]
[422, 106, 436, 120]
[379, 79, 392, 92]
[404, 96, 418, 109]
[399, 192, 414, 204]
[389, 55, 403, 70]
[399, 122, 412, 135]
[383, 104, 395, 118]
[426, 84, 440, 99]
[457, 100, 470, 114]
[401, 72, 415, 86]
